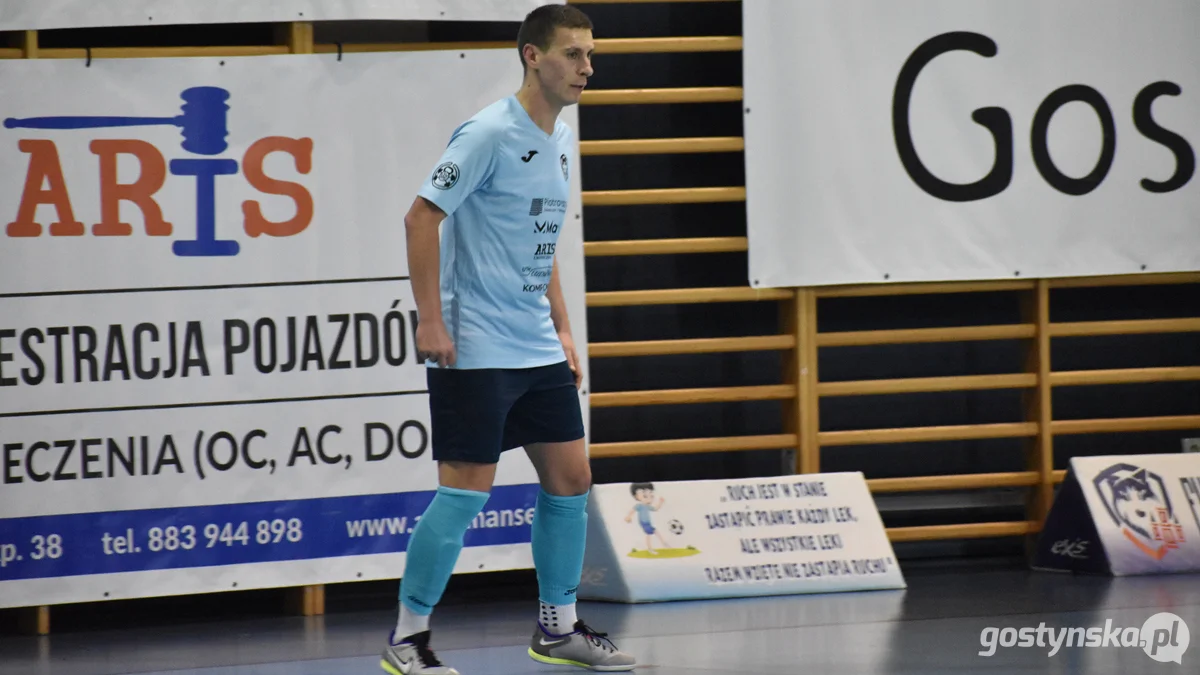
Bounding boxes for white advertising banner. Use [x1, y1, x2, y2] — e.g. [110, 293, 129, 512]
[1033, 454, 1200, 576]
[0, 1, 551, 31]
[578, 474, 905, 603]
[743, 0, 1200, 288]
[0, 49, 589, 608]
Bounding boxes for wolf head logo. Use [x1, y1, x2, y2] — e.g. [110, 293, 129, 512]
[1093, 463, 1186, 560]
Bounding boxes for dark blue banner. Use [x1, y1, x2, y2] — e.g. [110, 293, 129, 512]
[0, 483, 538, 581]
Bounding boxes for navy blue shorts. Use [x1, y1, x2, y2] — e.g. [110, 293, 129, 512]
[426, 360, 585, 464]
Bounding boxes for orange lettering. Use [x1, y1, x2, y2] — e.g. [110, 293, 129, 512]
[242, 136, 314, 238]
[6, 139, 83, 237]
[91, 139, 171, 236]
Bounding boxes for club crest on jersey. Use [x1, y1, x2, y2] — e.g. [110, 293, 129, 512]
[432, 162, 459, 190]
[560, 154, 569, 181]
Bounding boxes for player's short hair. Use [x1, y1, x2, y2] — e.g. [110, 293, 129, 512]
[517, 4, 593, 70]
[630, 482, 654, 496]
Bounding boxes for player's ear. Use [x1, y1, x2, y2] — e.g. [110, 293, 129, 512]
[522, 42, 539, 70]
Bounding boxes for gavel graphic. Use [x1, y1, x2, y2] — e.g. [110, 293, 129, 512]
[3, 86, 230, 155]
[4, 86, 239, 256]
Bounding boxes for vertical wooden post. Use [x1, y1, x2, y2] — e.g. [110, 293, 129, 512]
[1021, 280, 1054, 550]
[21, 30, 38, 58]
[267, 20, 327, 618]
[280, 21, 315, 54]
[14, 31, 50, 634]
[278, 19, 325, 617]
[285, 584, 326, 616]
[17, 605, 50, 636]
[782, 289, 820, 474]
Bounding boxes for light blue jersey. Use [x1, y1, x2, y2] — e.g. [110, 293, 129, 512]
[416, 96, 574, 370]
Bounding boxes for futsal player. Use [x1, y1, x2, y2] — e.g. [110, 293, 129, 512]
[380, 5, 636, 674]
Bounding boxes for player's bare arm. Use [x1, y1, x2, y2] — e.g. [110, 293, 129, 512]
[405, 196, 456, 368]
[547, 257, 581, 388]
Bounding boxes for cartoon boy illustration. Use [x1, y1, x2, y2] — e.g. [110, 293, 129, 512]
[624, 482, 671, 554]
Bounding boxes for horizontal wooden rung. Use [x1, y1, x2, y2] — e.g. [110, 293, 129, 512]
[819, 422, 1039, 446]
[580, 137, 744, 155]
[584, 237, 747, 256]
[1049, 271, 1200, 289]
[581, 86, 743, 105]
[1050, 318, 1200, 337]
[583, 187, 745, 206]
[590, 384, 796, 408]
[36, 46, 290, 58]
[588, 286, 793, 307]
[867, 472, 1040, 493]
[887, 521, 1039, 542]
[1050, 366, 1200, 386]
[818, 324, 1036, 347]
[315, 41, 511, 53]
[588, 335, 795, 357]
[319, 36, 748, 56]
[589, 434, 797, 458]
[592, 36, 742, 53]
[1052, 414, 1200, 435]
[819, 373, 1037, 397]
[0, 48, 24, 58]
[817, 280, 1036, 298]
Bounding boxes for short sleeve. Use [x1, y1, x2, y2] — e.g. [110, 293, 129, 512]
[417, 119, 498, 217]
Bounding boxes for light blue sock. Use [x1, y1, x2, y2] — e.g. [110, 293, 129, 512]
[399, 485, 489, 616]
[532, 489, 589, 606]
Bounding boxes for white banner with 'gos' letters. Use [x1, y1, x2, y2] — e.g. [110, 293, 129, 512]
[743, 0, 1200, 288]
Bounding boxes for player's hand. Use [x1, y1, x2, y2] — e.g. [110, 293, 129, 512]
[416, 319, 456, 368]
[559, 330, 582, 389]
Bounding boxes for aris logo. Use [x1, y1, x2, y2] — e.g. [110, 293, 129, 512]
[4, 86, 314, 257]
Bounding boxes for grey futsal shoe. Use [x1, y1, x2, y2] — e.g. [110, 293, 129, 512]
[381, 630, 459, 675]
[528, 620, 637, 671]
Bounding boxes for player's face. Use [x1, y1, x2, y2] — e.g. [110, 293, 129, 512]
[538, 27, 594, 106]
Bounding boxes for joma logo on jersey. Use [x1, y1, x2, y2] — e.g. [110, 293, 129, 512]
[3, 86, 313, 257]
[535, 242, 556, 257]
[534, 220, 558, 234]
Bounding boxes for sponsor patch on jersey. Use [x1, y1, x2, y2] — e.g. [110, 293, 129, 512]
[432, 162, 459, 190]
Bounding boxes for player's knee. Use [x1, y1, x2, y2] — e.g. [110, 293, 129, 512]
[540, 463, 591, 497]
[559, 464, 592, 496]
[438, 460, 498, 493]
